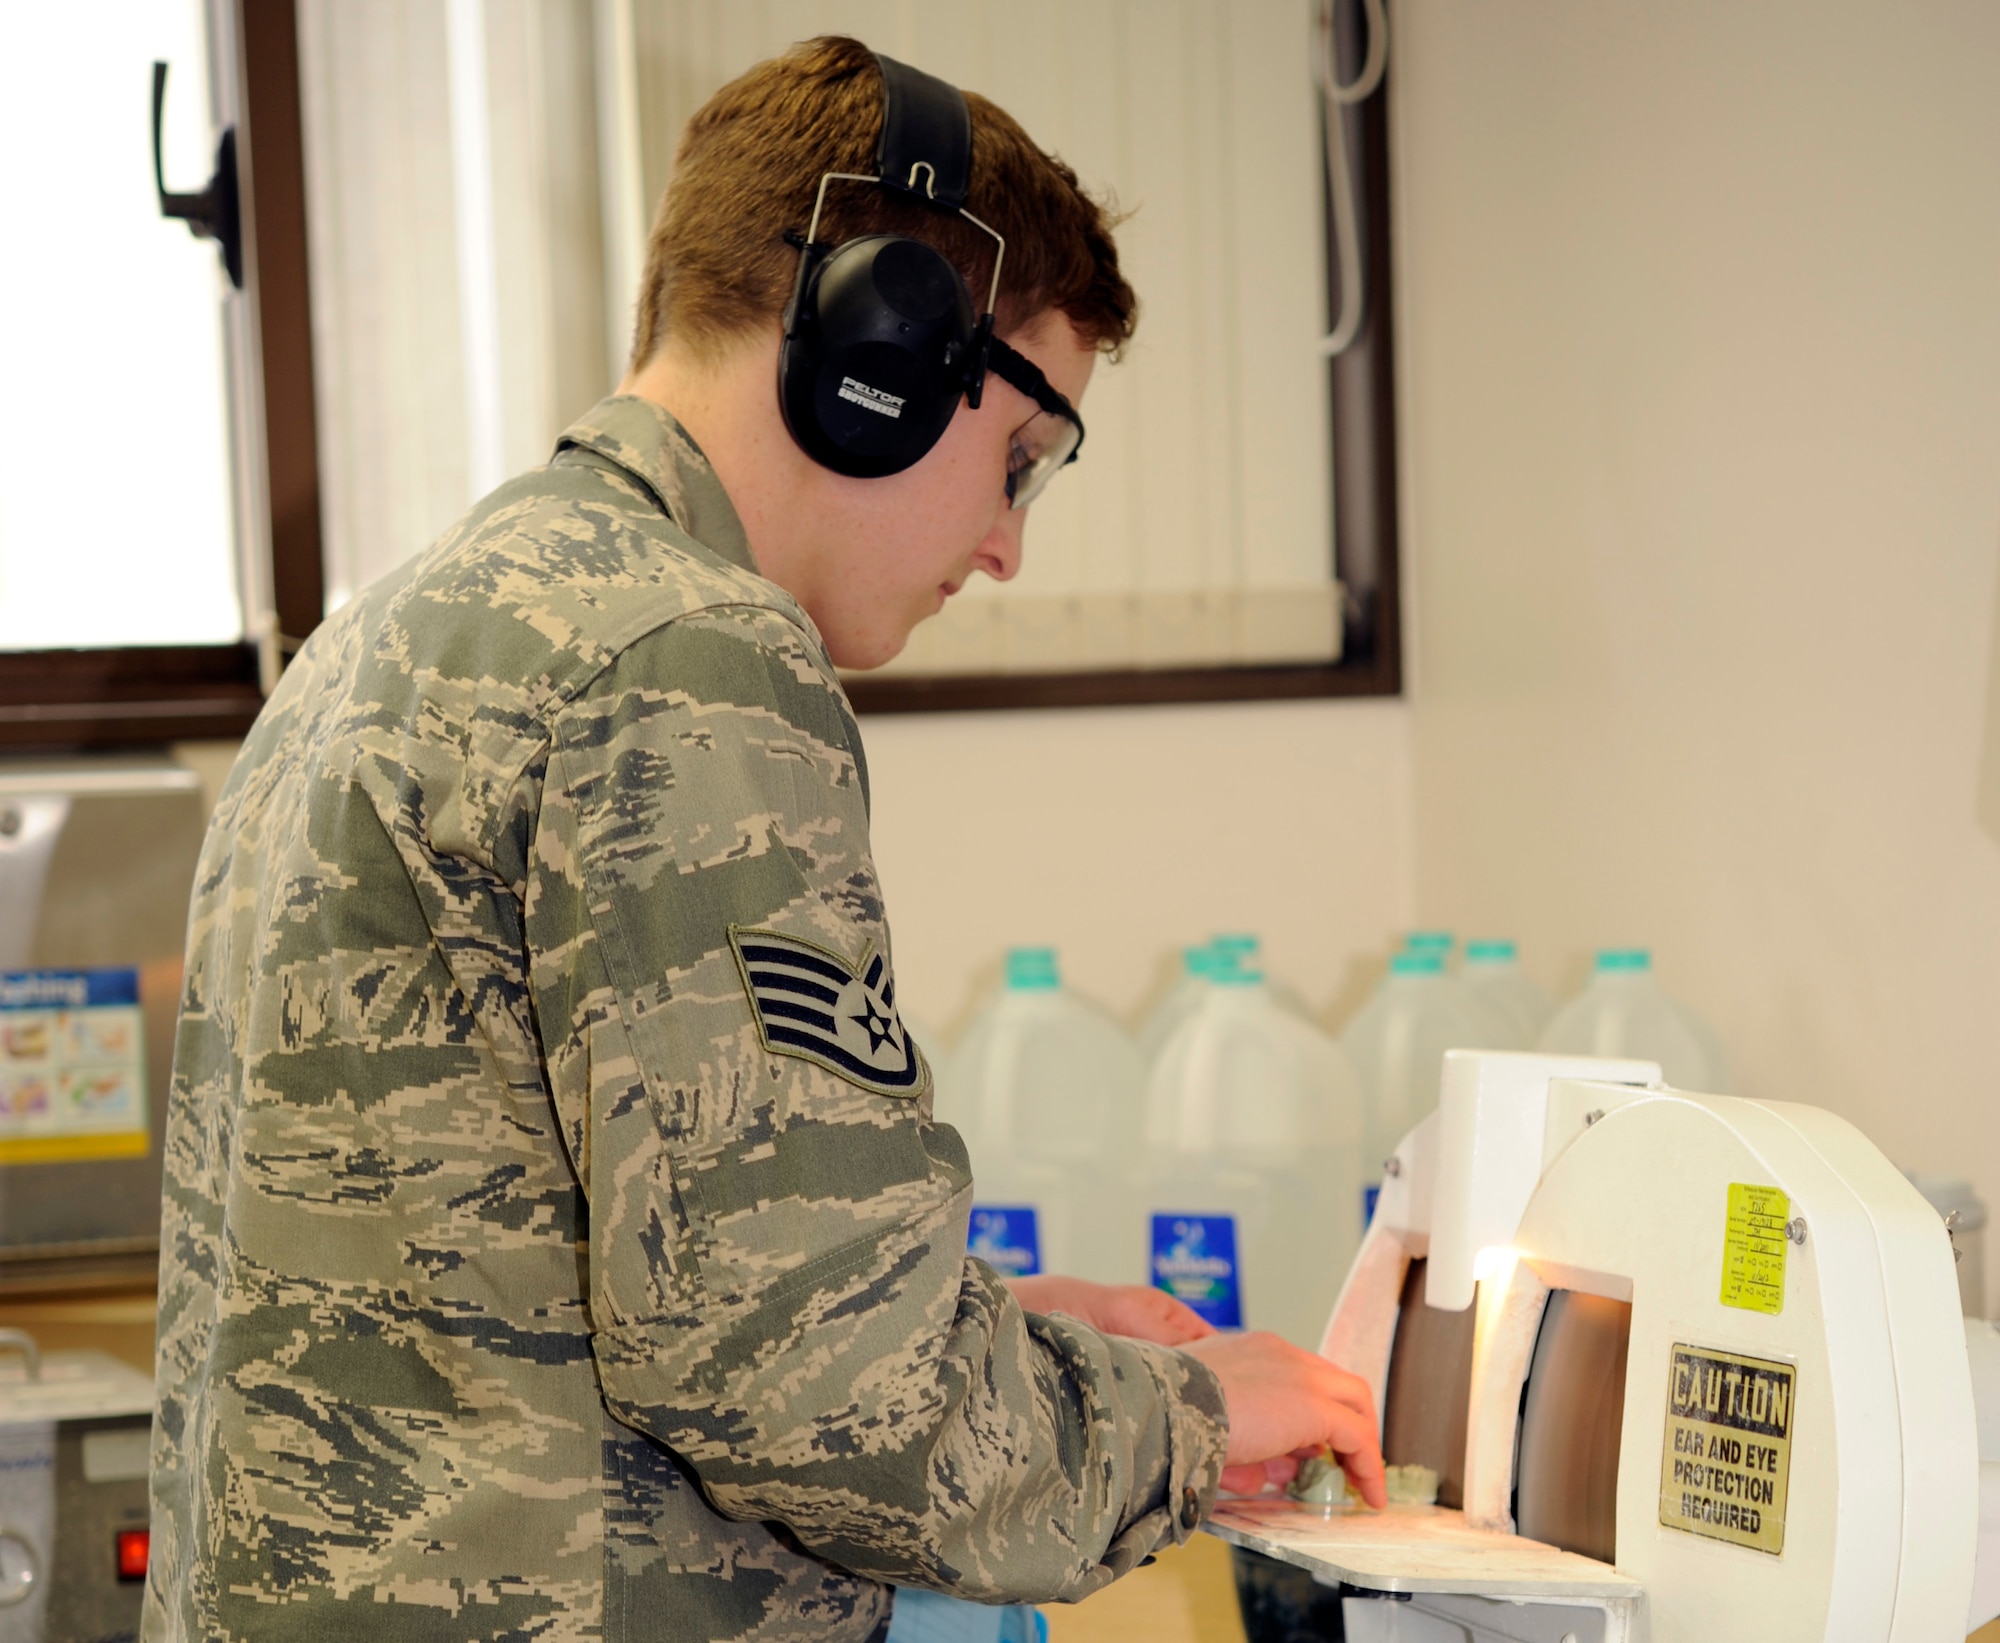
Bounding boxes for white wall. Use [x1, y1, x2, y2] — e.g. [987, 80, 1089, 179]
[1392, 0, 2000, 1297]
[864, 699, 1413, 1035]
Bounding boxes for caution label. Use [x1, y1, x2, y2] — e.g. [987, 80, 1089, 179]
[1720, 1182, 1788, 1314]
[1658, 1343, 1794, 1556]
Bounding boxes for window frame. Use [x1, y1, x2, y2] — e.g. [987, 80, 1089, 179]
[0, 0, 324, 753]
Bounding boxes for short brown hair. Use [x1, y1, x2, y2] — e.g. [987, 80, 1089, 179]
[630, 37, 1137, 368]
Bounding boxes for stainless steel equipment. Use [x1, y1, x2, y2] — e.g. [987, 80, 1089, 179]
[0, 1331, 151, 1642]
[0, 764, 205, 1286]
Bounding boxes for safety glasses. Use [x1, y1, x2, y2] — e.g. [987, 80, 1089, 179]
[986, 336, 1085, 510]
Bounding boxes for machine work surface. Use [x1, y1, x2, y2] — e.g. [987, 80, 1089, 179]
[1205, 1499, 1643, 1600]
[0, 1347, 154, 1423]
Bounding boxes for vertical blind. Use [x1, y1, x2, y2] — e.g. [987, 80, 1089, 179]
[299, 0, 607, 609]
[300, 0, 1340, 673]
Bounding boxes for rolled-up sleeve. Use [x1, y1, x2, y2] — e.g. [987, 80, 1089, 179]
[523, 603, 1228, 1603]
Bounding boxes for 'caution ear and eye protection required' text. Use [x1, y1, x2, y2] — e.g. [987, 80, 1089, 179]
[1658, 1343, 1795, 1557]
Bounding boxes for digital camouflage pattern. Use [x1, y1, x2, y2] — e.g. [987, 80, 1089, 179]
[147, 397, 1228, 1642]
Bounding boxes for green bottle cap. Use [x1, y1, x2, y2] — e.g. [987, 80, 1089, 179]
[1208, 942, 1264, 986]
[1595, 948, 1652, 973]
[1390, 952, 1445, 977]
[1005, 947, 1061, 990]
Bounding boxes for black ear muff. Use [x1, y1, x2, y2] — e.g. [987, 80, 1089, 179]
[779, 235, 975, 478]
[777, 53, 1001, 481]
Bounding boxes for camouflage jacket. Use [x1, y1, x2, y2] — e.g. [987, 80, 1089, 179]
[146, 397, 1228, 1642]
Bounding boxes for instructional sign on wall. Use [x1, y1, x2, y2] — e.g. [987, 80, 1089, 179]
[0, 969, 149, 1164]
[1658, 1342, 1795, 1556]
[1720, 1182, 1789, 1314]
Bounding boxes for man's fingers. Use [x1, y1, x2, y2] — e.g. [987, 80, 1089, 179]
[1315, 1395, 1381, 1460]
[1218, 1455, 1306, 1496]
[1187, 1331, 1391, 1491]
[1341, 1451, 1387, 1509]
[1303, 1371, 1385, 1507]
[1259, 1453, 1302, 1486]
[1219, 1455, 1386, 1510]
[1111, 1287, 1215, 1345]
[1307, 1358, 1379, 1428]
[1221, 1449, 1380, 1508]
[1332, 1423, 1387, 1509]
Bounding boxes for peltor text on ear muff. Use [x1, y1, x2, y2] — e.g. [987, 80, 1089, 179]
[777, 54, 1005, 479]
[779, 236, 974, 477]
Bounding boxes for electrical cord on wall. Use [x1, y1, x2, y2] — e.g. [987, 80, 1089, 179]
[1317, 0, 1388, 357]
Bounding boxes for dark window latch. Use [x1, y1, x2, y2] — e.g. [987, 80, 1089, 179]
[152, 60, 241, 289]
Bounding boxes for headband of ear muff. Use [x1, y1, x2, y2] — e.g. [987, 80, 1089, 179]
[875, 54, 971, 211]
[777, 55, 995, 479]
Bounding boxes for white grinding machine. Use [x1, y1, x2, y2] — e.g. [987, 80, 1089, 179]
[1208, 1050, 2000, 1642]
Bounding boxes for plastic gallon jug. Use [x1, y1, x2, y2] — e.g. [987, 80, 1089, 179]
[1135, 944, 1218, 1069]
[1211, 934, 1315, 1022]
[1137, 936, 1310, 1069]
[1537, 949, 1727, 1092]
[1140, 942, 1363, 1348]
[940, 948, 1144, 1286]
[1461, 939, 1553, 1041]
[1395, 930, 1523, 1049]
[1340, 951, 1518, 1228]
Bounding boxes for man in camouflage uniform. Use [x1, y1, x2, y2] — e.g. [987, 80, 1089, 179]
[147, 37, 1381, 1642]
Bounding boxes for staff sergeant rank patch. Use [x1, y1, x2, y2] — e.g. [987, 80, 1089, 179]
[728, 927, 929, 1098]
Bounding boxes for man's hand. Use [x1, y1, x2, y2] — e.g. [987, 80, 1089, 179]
[1180, 1331, 1386, 1508]
[1004, 1276, 1217, 1348]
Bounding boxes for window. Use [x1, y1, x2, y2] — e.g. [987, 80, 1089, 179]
[0, 1, 323, 750]
[1, 2, 237, 650]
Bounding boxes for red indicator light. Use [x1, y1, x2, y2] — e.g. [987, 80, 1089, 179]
[115, 1529, 149, 1582]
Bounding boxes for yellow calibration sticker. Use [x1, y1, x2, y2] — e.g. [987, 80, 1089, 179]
[1658, 1343, 1794, 1556]
[1720, 1182, 1788, 1314]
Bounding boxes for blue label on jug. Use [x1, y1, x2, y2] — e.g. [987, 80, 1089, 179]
[968, 1206, 1041, 1277]
[1363, 1183, 1380, 1230]
[1149, 1214, 1242, 1328]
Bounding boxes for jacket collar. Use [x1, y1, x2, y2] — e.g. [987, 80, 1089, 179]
[554, 395, 755, 573]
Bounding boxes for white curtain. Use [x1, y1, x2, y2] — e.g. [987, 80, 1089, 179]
[299, 0, 609, 609]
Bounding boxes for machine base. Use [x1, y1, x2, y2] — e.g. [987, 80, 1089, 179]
[1207, 1500, 1640, 1642]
